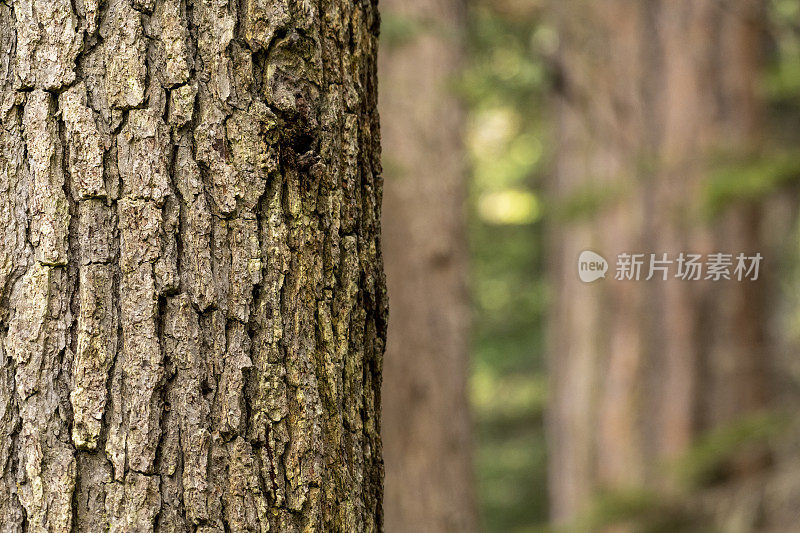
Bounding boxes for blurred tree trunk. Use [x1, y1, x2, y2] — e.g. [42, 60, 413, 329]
[0, 0, 386, 531]
[549, 0, 770, 524]
[379, 0, 478, 531]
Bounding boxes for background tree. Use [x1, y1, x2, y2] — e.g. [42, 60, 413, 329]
[0, 0, 385, 531]
[549, 0, 773, 525]
[379, 0, 478, 531]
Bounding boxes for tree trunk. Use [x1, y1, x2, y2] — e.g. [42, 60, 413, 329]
[549, 0, 769, 524]
[0, 0, 386, 531]
[378, 0, 477, 531]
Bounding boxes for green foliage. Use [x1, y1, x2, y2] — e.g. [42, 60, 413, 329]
[765, 0, 800, 104]
[570, 489, 711, 533]
[573, 412, 789, 532]
[704, 149, 800, 216]
[465, 1, 551, 531]
[381, 14, 451, 49]
[671, 412, 787, 489]
[380, 14, 426, 49]
[471, 218, 549, 531]
[549, 181, 631, 222]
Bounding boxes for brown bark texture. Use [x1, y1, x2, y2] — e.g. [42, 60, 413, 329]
[0, 0, 386, 531]
[378, 0, 477, 531]
[549, 0, 770, 524]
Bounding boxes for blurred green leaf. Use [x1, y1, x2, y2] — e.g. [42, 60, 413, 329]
[705, 149, 800, 215]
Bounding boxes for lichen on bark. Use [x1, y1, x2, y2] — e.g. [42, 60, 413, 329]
[0, 0, 385, 531]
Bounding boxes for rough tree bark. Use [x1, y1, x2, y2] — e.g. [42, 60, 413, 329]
[0, 0, 386, 531]
[549, 0, 769, 524]
[378, 0, 477, 531]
